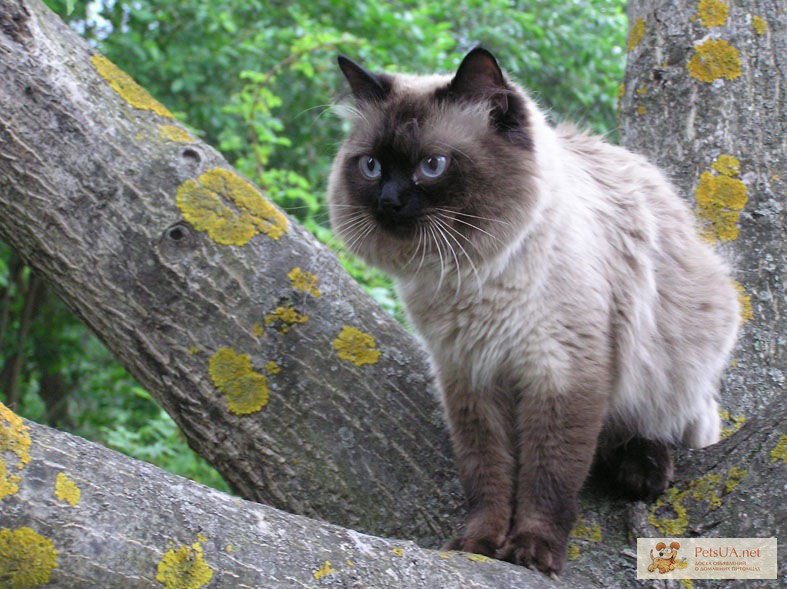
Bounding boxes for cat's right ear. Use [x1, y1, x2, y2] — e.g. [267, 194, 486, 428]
[338, 56, 390, 102]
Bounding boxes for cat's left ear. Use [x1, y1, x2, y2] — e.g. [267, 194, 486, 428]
[338, 56, 391, 102]
[448, 47, 509, 113]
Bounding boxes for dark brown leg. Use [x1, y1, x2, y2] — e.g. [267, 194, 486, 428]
[442, 382, 516, 557]
[593, 436, 673, 500]
[498, 391, 605, 575]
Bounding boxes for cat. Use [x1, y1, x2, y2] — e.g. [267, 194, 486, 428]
[327, 47, 740, 575]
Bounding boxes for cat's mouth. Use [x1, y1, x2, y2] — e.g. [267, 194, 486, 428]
[372, 210, 420, 239]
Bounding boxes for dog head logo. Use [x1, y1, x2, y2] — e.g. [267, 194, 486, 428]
[648, 541, 681, 573]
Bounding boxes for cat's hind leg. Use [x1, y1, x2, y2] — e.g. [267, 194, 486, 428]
[593, 435, 674, 500]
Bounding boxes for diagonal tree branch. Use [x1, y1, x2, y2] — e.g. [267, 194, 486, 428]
[0, 0, 461, 544]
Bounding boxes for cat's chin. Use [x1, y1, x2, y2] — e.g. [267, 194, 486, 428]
[374, 218, 419, 240]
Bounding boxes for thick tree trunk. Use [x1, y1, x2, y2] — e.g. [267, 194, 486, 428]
[617, 0, 786, 583]
[0, 0, 784, 586]
[619, 0, 785, 416]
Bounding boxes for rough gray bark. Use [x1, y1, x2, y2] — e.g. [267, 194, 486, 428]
[619, 0, 785, 417]
[0, 0, 462, 546]
[1, 399, 783, 587]
[1, 409, 561, 588]
[0, 0, 784, 587]
[617, 0, 786, 584]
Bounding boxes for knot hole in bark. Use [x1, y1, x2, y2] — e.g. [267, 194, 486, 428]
[181, 148, 201, 164]
[157, 221, 196, 261]
[166, 224, 188, 241]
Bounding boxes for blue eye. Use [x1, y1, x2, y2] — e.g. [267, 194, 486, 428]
[417, 155, 448, 180]
[358, 155, 382, 180]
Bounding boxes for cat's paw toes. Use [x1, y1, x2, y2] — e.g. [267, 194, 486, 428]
[615, 443, 673, 500]
[443, 535, 500, 558]
[617, 457, 672, 499]
[497, 531, 566, 575]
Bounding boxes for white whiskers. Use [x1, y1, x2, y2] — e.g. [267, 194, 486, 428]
[336, 211, 377, 255]
[331, 205, 491, 302]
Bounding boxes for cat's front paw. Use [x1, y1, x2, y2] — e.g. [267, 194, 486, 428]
[443, 534, 502, 558]
[497, 528, 567, 575]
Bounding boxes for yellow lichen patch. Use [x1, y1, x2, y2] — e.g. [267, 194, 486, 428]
[175, 168, 288, 246]
[54, 472, 81, 506]
[264, 360, 281, 375]
[696, 173, 748, 210]
[91, 54, 172, 117]
[628, 17, 646, 51]
[649, 470, 744, 534]
[0, 460, 21, 500]
[313, 561, 336, 580]
[649, 486, 691, 535]
[695, 169, 748, 241]
[724, 466, 746, 493]
[188, 346, 200, 356]
[391, 547, 405, 557]
[636, 86, 648, 96]
[264, 305, 308, 335]
[688, 473, 723, 508]
[0, 527, 58, 588]
[156, 537, 214, 589]
[752, 16, 767, 35]
[0, 404, 31, 469]
[617, 83, 625, 99]
[567, 544, 582, 561]
[158, 125, 194, 143]
[687, 39, 742, 83]
[333, 326, 381, 367]
[732, 281, 753, 323]
[681, 579, 695, 589]
[567, 517, 602, 561]
[636, 105, 647, 116]
[436, 551, 453, 559]
[225, 545, 232, 552]
[288, 267, 321, 298]
[0, 403, 31, 500]
[712, 154, 740, 177]
[465, 553, 493, 563]
[771, 435, 787, 463]
[252, 322, 265, 337]
[697, 0, 729, 27]
[209, 348, 269, 415]
[720, 408, 747, 438]
[570, 518, 602, 543]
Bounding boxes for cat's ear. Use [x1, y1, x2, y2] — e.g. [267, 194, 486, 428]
[449, 47, 509, 113]
[338, 56, 391, 102]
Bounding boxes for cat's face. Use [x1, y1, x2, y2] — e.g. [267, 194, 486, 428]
[328, 49, 538, 276]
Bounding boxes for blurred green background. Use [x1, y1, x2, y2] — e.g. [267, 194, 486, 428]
[1, 0, 628, 492]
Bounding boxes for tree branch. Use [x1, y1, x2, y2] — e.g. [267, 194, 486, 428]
[0, 0, 461, 544]
[1, 406, 561, 589]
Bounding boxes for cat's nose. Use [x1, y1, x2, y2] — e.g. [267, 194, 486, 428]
[378, 181, 404, 213]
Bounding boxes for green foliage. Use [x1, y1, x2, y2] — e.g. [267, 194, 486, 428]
[6, 0, 627, 491]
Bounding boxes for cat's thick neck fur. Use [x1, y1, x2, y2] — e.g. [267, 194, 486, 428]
[328, 48, 739, 575]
